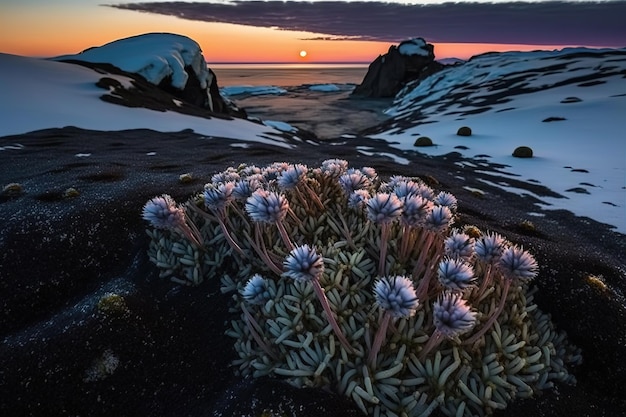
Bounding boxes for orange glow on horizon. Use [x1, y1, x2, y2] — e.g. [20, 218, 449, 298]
[0, 5, 592, 63]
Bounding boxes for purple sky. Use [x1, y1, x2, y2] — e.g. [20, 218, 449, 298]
[111, 1, 626, 46]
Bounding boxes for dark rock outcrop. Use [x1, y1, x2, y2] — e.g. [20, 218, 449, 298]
[156, 64, 238, 115]
[64, 59, 246, 119]
[352, 38, 444, 98]
[53, 33, 245, 117]
[163, 58, 240, 115]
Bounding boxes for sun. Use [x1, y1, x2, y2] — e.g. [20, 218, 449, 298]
[299, 50, 307, 58]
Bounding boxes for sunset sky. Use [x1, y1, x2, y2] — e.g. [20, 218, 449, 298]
[1, 0, 624, 63]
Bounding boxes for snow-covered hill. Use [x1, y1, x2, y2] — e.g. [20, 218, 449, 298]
[369, 48, 626, 233]
[0, 39, 303, 149]
[53, 33, 211, 92]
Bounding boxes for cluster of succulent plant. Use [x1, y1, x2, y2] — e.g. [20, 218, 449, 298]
[142, 160, 581, 417]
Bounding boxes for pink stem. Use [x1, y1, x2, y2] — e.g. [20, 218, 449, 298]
[184, 215, 205, 246]
[338, 213, 356, 250]
[179, 224, 203, 248]
[415, 274, 430, 303]
[464, 279, 511, 345]
[304, 183, 324, 211]
[473, 264, 493, 301]
[275, 221, 295, 251]
[241, 303, 279, 361]
[186, 202, 217, 222]
[243, 226, 282, 275]
[421, 246, 444, 300]
[293, 186, 311, 212]
[412, 231, 435, 279]
[257, 225, 284, 275]
[216, 215, 245, 257]
[312, 279, 354, 353]
[287, 207, 303, 227]
[368, 312, 392, 366]
[378, 224, 390, 276]
[419, 330, 443, 361]
[399, 225, 413, 263]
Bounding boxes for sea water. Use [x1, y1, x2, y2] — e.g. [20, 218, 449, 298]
[209, 63, 369, 88]
[207, 63, 392, 139]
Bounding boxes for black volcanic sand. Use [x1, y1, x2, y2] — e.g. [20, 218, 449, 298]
[1, 125, 625, 417]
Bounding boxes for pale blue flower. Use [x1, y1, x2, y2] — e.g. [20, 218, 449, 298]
[400, 194, 432, 227]
[345, 167, 375, 181]
[241, 164, 262, 176]
[384, 175, 410, 191]
[360, 166, 378, 181]
[241, 274, 270, 305]
[270, 162, 290, 172]
[339, 172, 370, 194]
[142, 194, 185, 230]
[277, 164, 308, 190]
[444, 231, 475, 260]
[321, 158, 348, 177]
[245, 189, 289, 223]
[347, 189, 371, 210]
[393, 180, 422, 199]
[366, 193, 403, 224]
[433, 293, 477, 338]
[423, 205, 453, 232]
[437, 257, 476, 291]
[261, 168, 279, 182]
[211, 168, 240, 184]
[204, 182, 234, 212]
[434, 191, 458, 210]
[373, 276, 419, 318]
[233, 177, 262, 201]
[475, 232, 506, 264]
[283, 245, 324, 282]
[414, 182, 435, 200]
[498, 245, 538, 281]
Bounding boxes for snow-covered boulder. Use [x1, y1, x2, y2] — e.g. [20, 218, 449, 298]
[352, 37, 443, 98]
[53, 33, 231, 114]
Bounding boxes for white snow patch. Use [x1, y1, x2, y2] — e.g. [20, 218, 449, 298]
[398, 38, 430, 57]
[53, 33, 212, 90]
[0, 53, 296, 149]
[372, 47, 626, 233]
[0, 143, 25, 151]
[264, 120, 296, 132]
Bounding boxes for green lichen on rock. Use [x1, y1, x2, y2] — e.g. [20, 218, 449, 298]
[179, 172, 194, 183]
[143, 160, 580, 417]
[97, 293, 129, 317]
[63, 187, 80, 198]
[2, 182, 23, 197]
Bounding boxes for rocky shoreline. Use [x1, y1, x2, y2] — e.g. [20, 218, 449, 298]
[1, 125, 624, 417]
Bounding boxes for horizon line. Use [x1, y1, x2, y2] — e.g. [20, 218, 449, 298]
[207, 61, 372, 64]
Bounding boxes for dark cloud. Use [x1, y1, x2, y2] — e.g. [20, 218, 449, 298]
[110, 1, 626, 46]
